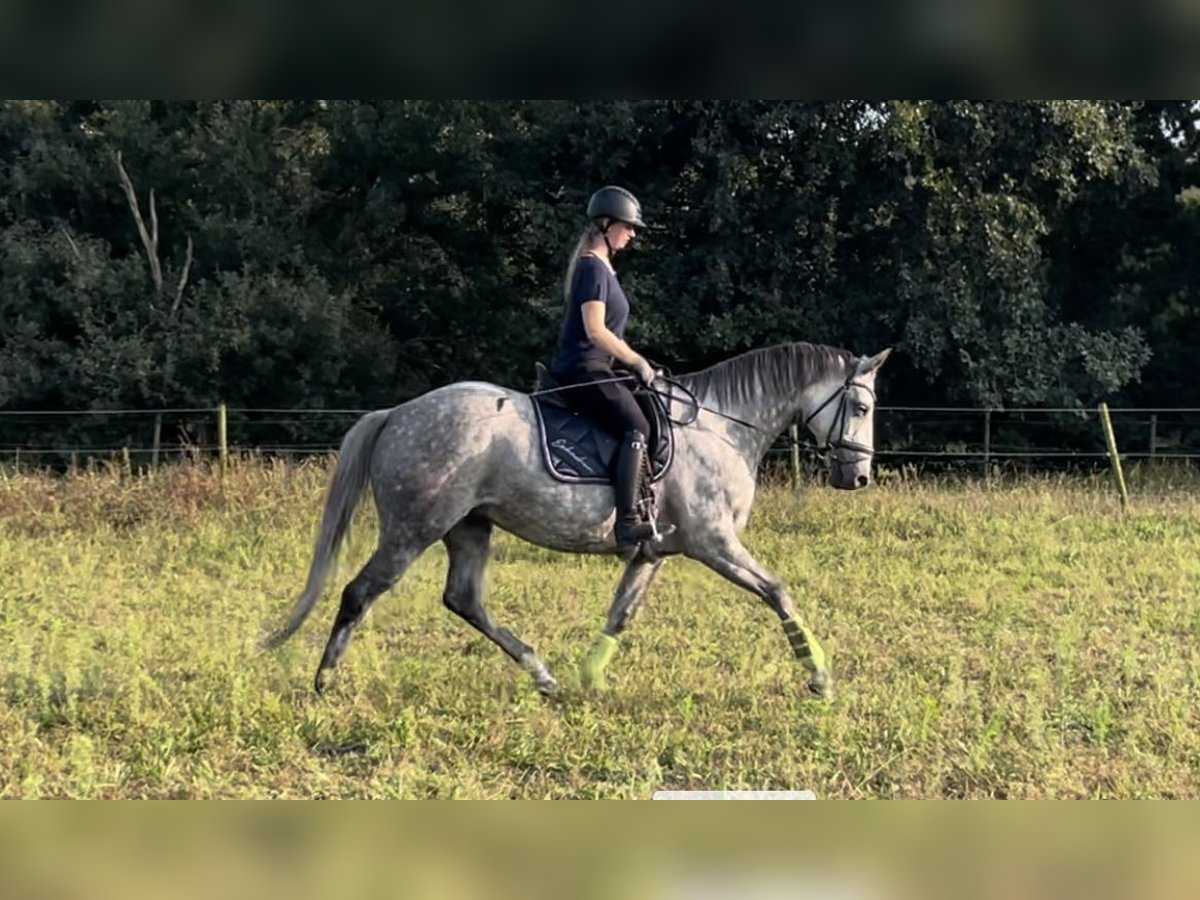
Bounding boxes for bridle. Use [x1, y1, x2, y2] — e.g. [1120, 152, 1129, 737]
[648, 372, 876, 447]
[802, 373, 877, 465]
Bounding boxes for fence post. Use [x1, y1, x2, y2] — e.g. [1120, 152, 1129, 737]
[217, 403, 228, 476]
[789, 422, 800, 487]
[121, 446, 132, 479]
[1149, 414, 1157, 460]
[982, 409, 992, 482]
[1098, 403, 1129, 509]
[152, 413, 162, 469]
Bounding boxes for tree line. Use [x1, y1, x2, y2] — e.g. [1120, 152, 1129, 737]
[2, 101, 1196, 458]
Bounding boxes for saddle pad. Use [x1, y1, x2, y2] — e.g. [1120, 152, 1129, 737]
[532, 397, 674, 486]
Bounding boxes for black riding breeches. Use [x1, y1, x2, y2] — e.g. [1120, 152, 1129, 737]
[555, 365, 650, 440]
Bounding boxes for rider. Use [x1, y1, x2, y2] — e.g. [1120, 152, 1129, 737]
[550, 185, 661, 550]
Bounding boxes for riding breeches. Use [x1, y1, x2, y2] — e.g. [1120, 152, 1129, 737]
[554, 365, 650, 439]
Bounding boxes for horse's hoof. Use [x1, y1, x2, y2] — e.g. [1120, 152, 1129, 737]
[314, 669, 329, 694]
[535, 673, 559, 697]
[581, 670, 607, 692]
[806, 671, 832, 700]
[579, 658, 609, 691]
[520, 653, 558, 697]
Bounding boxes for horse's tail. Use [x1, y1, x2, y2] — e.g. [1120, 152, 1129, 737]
[262, 409, 391, 649]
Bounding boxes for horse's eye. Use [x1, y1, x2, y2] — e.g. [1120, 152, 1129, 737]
[855, 404, 869, 416]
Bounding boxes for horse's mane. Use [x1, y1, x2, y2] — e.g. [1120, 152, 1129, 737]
[677, 342, 854, 411]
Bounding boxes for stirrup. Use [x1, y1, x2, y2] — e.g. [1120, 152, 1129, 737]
[615, 519, 675, 549]
[615, 521, 657, 549]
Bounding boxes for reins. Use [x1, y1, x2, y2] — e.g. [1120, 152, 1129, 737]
[532, 367, 874, 456]
[643, 376, 761, 431]
[532, 374, 761, 432]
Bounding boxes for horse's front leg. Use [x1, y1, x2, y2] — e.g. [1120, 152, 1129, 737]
[686, 532, 831, 699]
[581, 549, 666, 690]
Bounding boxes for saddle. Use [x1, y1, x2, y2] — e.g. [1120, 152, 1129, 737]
[531, 362, 674, 486]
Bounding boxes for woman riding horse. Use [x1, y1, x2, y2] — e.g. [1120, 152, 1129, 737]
[549, 186, 661, 550]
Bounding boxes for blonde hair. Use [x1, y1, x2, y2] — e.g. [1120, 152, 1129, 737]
[562, 221, 607, 302]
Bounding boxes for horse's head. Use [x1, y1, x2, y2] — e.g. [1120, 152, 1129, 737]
[803, 348, 891, 490]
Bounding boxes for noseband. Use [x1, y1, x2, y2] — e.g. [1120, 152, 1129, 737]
[802, 374, 876, 463]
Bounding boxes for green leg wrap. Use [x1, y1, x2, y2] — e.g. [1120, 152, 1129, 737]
[581, 633, 619, 690]
[782, 617, 826, 673]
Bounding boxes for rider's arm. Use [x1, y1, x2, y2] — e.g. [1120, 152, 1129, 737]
[581, 301, 649, 371]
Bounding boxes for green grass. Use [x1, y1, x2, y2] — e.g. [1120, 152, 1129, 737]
[1, 458, 1198, 798]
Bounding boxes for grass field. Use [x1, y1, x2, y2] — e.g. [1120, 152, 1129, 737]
[1, 458, 1198, 798]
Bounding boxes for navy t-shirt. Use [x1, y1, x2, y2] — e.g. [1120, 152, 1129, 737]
[551, 255, 631, 375]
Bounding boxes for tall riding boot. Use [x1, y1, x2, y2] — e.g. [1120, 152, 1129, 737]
[614, 430, 658, 549]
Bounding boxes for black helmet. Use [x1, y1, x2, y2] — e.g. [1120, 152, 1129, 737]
[587, 185, 645, 228]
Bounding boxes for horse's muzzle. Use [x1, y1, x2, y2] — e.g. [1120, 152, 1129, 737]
[829, 469, 870, 490]
[828, 448, 872, 490]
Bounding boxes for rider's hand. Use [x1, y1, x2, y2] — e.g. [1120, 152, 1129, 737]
[632, 357, 657, 387]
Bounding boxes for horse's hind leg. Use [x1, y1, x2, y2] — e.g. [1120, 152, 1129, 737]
[314, 540, 422, 693]
[442, 514, 558, 696]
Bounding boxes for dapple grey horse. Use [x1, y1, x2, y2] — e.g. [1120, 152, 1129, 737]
[264, 342, 890, 699]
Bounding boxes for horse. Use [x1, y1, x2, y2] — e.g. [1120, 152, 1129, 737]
[264, 341, 891, 700]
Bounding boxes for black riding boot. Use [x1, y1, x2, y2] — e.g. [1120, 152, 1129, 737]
[614, 430, 658, 549]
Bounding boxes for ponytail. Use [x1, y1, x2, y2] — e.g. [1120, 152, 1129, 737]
[562, 222, 606, 302]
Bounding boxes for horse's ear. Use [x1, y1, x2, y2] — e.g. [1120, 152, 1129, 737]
[856, 347, 892, 376]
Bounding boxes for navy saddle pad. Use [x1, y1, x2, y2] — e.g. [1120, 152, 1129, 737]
[531, 365, 673, 486]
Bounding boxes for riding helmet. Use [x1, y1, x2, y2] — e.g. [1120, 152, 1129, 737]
[586, 186, 646, 228]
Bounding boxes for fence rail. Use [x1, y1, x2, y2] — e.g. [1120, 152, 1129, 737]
[3, 405, 1200, 476]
